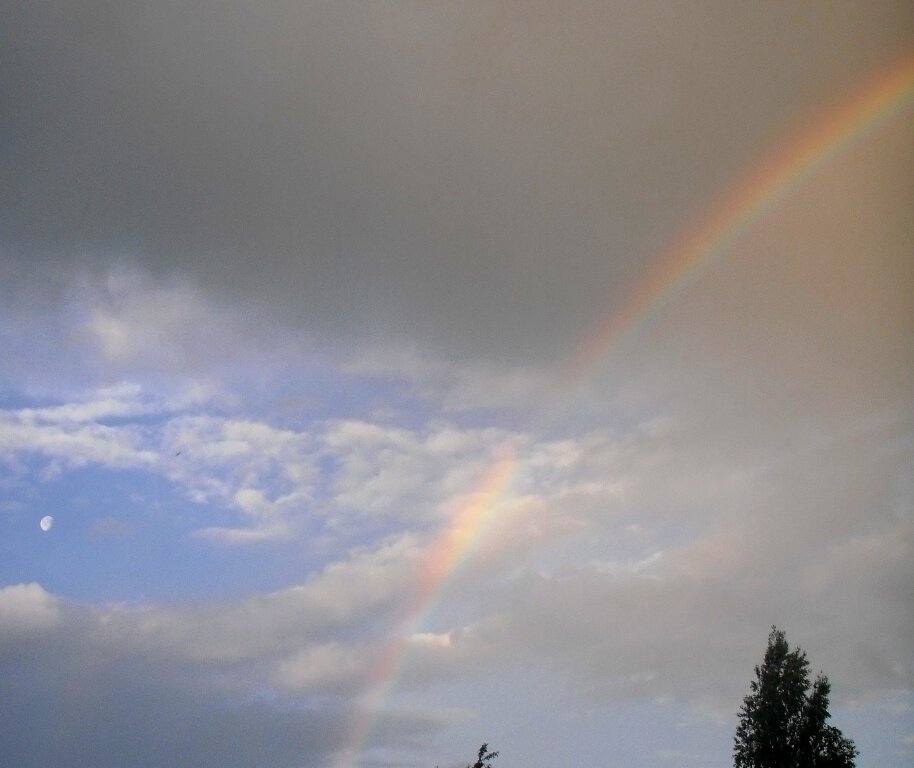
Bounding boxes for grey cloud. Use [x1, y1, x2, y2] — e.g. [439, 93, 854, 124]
[0, 616, 438, 768]
[472, 515, 911, 711]
[77, 532, 420, 668]
[4, 2, 911, 366]
[0, 660, 345, 768]
[384, 407, 914, 706]
[0, 575, 464, 768]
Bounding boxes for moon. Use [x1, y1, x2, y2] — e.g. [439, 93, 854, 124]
[39, 515, 54, 532]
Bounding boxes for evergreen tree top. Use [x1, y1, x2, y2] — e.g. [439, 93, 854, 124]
[734, 627, 857, 768]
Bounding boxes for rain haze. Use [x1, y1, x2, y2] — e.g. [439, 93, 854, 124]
[1, 3, 912, 767]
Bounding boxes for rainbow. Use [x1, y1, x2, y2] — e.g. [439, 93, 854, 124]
[335, 446, 519, 768]
[562, 51, 914, 393]
[335, 51, 914, 767]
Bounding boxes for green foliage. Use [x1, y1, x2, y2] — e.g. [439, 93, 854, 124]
[734, 627, 857, 768]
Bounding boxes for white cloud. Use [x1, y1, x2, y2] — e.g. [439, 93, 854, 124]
[273, 641, 370, 692]
[88, 533, 422, 668]
[192, 523, 292, 544]
[160, 415, 319, 541]
[0, 583, 61, 637]
[15, 382, 147, 423]
[322, 419, 516, 525]
[0, 407, 157, 471]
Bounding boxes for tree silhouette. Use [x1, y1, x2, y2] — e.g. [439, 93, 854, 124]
[467, 743, 498, 768]
[734, 627, 857, 768]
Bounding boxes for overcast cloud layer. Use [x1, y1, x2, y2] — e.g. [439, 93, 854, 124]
[2, 3, 913, 768]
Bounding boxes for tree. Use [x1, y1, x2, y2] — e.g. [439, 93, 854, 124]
[466, 743, 498, 768]
[734, 627, 857, 768]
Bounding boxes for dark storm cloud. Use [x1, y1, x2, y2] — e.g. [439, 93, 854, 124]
[4, 1, 910, 363]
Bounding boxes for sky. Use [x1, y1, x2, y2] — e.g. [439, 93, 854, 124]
[1, 2, 913, 767]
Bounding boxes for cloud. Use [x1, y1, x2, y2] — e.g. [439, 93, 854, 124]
[322, 419, 516, 527]
[0, 403, 157, 473]
[14, 383, 148, 423]
[0, 606, 398, 768]
[85, 515, 135, 541]
[4, 2, 909, 372]
[81, 268, 261, 375]
[162, 415, 321, 541]
[3, 379, 910, 705]
[0, 583, 61, 638]
[0, 539, 462, 765]
[89, 534, 421, 667]
[1, 5, 912, 766]
[2, 380, 911, 710]
[346, 347, 551, 413]
[273, 641, 371, 693]
[362, 411, 913, 709]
